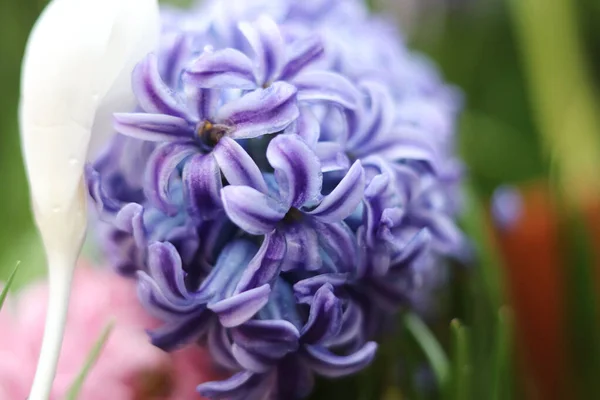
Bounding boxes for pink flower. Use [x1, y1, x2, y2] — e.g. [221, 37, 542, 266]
[0, 265, 221, 399]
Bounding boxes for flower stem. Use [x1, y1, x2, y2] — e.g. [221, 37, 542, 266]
[28, 253, 75, 400]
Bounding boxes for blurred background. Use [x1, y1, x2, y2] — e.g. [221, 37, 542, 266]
[2, 0, 600, 399]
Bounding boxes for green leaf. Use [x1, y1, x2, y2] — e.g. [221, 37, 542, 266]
[491, 308, 513, 400]
[449, 319, 470, 400]
[0, 261, 21, 311]
[403, 312, 450, 390]
[64, 320, 115, 400]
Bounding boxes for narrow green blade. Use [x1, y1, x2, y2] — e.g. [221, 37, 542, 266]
[449, 319, 470, 400]
[64, 320, 115, 400]
[403, 312, 450, 390]
[0, 261, 21, 311]
[491, 308, 513, 400]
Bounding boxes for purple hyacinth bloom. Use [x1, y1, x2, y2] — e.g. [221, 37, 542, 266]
[86, 0, 465, 398]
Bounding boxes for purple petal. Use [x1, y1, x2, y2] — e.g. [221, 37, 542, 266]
[221, 186, 287, 235]
[113, 113, 193, 142]
[114, 203, 147, 253]
[266, 134, 323, 208]
[301, 284, 342, 345]
[160, 34, 192, 88]
[363, 126, 438, 168]
[184, 48, 256, 89]
[239, 16, 285, 85]
[308, 160, 365, 223]
[412, 211, 463, 254]
[147, 242, 189, 301]
[132, 53, 188, 117]
[280, 34, 325, 81]
[197, 371, 258, 399]
[315, 142, 350, 172]
[137, 272, 201, 321]
[283, 223, 321, 271]
[235, 232, 287, 293]
[329, 301, 364, 347]
[148, 310, 211, 351]
[186, 86, 220, 122]
[144, 143, 196, 215]
[217, 82, 299, 139]
[231, 319, 300, 372]
[293, 71, 360, 110]
[314, 221, 357, 273]
[287, 106, 320, 148]
[293, 274, 348, 303]
[213, 137, 268, 193]
[209, 284, 271, 327]
[183, 153, 223, 220]
[207, 323, 239, 370]
[303, 342, 378, 378]
[85, 165, 122, 215]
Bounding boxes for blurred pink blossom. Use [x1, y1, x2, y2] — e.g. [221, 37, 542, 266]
[0, 265, 220, 399]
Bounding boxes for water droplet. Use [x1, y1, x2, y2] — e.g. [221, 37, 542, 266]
[52, 206, 61, 213]
[69, 157, 78, 166]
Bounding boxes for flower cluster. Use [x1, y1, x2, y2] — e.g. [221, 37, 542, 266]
[87, 0, 464, 398]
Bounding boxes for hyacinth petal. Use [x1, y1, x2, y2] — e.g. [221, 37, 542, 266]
[266, 134, 323, 208]
[293, 70, 361, 110]
[184, 48, 256, 89]
[197, 371, 258, 400]
[315, 142, 350, 172]
[147, 242, 189, 300]
[231, 344, 273, 373]
[85, 165, 122, 215]
[209, 284, 271, 327]
[213, 137, 268, 193]
[283, 224, 321, 271]
[221, 186, 287, 235]
[217, 82, 299, 139]
[293, 273, 348, 302]
[303, 342, 378, 378]
[183, 153, 223, 220]
[314, 221, 357, 273]
[235, 232, 287, 293]
[144, 142, 196, 215]
[366, 127, 438, 168]
[148, 310, 211, 351]
[308, 160, 365, 223]
[113, 112, 193, 142]
[330, 301, 364, 347]
[132, 53, 187, 117]
[280, 34, 325, 81]
[239, 15, 285, 86]
[232, 320, 300, 357]
[207, 323, 239, 370]
[413, 212, 463, 254]
[301, 283, 343, 345]
[391, 229, 430, 267]
[290, 106, 320, 148]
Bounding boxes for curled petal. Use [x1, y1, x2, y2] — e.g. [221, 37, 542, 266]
[209, 284, 272, 327]
[148, 310, 212, 351]
[315, 142, 350, 173]
[280, 34, 325, 81]
[301, 284, 342, 345]
[221, 186, 287, 235]
[288, 106, 320, 148]
[303, 342, 378, 378]
[294, 274, 348, 303]
[217, 82, 299, 139]
[207, 323, 239, 370]
[132, 53, 187, 117]
[231, 319, 300, 372]
[184, 48, 256, 89]
[308, 160, 365, 223]
[267, 134, 323, 208]
[411, 212, 463, 254]
[113, 113, 193, 142]
[363, 126, 438, 169]
[314, 221, 357, 273]
[213, 137, 268, 193]
[183, 153, 223, 220]
[294, 71, 360, 110]
[283, 224, 321, 271]
[239, 15, 285, 85]
[85, 165, 122, 215]
[144, 143, 196, 215]
[147, 242, 189, 301]
[235, 232, 287, 293]
[197, 372, 262, 400]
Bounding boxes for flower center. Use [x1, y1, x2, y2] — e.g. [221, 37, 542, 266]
[198, 121, 229, 148]
[283, 207, 304, 224]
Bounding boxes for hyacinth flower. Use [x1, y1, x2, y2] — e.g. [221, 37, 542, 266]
[19, 0, 160, 397]
[86, 0, 465, 398]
